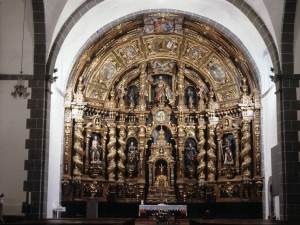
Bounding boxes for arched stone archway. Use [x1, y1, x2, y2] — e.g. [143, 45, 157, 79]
[25, 0, 284, 220]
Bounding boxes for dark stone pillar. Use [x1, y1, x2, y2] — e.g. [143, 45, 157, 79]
[23, 0, 49, 219]
[272, 74, 300, 221]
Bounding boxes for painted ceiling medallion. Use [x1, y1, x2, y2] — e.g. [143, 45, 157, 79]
[100, 62, 116, 81]
[126, 46, 136, 59]
[189, 47, 200, 59]
[209, 63, 225, 82]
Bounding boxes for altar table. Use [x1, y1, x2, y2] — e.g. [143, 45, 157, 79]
[139, 204, 187, 216]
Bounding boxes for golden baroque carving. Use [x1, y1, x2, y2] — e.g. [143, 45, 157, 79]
[197, 125, 206, 181]
[216, 86, 239, 101]
[116, 40, 142, 65]
[241, 119, 252, 179]
[183, 40, 209, 65]
[185, 124, 196, 138]
[72, 119, 84, 177]
[207, 124, 217, 181]
[107, 123, 117, 181]
[117, 125, 127, 181]
[64, 120, 72, 174]
[127, 125, 138, 138]
[144, 35, 182, 56]
[91, 55, 121, 84]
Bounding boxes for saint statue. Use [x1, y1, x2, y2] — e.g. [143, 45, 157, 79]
[150, 76, 172, 103]
[128, 88, 137, 106]
[185, 142, 196, 167]
[186, 88, 194, 106]
[90, 136, 102, 164]
[222, 138, 234, 165]
[127, 142, 139, 167]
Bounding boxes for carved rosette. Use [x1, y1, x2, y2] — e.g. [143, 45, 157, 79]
[197, 125, 206, 181]
[241, 119, 252, 179]
[72, 118, 84, 177]
[107, 123, 117, 181]
[207, 124, 217, 181]
[117, 125, 127, 181]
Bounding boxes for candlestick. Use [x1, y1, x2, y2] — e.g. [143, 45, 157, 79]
[28, 192, 31, 204]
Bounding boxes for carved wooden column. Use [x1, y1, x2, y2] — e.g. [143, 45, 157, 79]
[241, 119, 252, 180]
[117, 123, 126, 181]
[207, 124, 217, 181]
[138, 63, 147, 106]
[197, 123, 206, 182]
[72, 118, 84, 178]
[107, 123, 117, 181]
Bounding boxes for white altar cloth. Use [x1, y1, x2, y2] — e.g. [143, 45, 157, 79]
[139, 204, 187, 216]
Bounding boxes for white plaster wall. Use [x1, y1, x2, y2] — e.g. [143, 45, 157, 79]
[261, 86, 277, 219]
[44, 0, 68, 59]
[47, 83, 65, 218]
[0, 0, 34, 74]
[245, 0, 284, 55]
[47, 0, 85, 58]
[0, 80, 30, 215]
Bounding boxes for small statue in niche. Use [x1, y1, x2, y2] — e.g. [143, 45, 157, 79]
[90, 136, 102, 164]
[115, 83, 127, 102]
[186, 88, 195, 107]
[127, 141, 139, 167]
[185, 142, 196, 168]
[197, 85, 207, 101]
[150, 76, 172, 103]
[222, 138, 234, 165]
[128, 88, 137, 106]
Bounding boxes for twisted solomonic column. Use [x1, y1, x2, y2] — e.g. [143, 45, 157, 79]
[197, 125, 206, 181]
[207, 124, 216, 181]
[117, 125, 127, 181]
[241, 119, 252, 179]
[72, 119, 84, 177]
[107, 123, 117, 181]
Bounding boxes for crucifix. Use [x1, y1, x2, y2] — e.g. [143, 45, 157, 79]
[158, 164, 165, 175]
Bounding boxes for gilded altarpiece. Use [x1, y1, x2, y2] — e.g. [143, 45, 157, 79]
[61, 13, 263, 209]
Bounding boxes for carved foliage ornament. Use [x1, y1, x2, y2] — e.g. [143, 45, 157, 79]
[116, 40, 142, 65]
[183, 40, 209, 65]
[143, 35, 182, 56]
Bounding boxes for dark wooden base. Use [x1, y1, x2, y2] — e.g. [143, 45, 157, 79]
[190, 218, 299, 225]
[7, 218, 134, 225]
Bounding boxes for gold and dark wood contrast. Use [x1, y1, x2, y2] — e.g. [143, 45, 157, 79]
[61, 13, 262, 214]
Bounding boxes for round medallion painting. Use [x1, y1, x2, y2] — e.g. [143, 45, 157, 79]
[209, 63, 225, 82]
[100, 62, 116, 81]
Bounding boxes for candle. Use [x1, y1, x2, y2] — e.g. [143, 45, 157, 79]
[28, 192, 31, 204]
